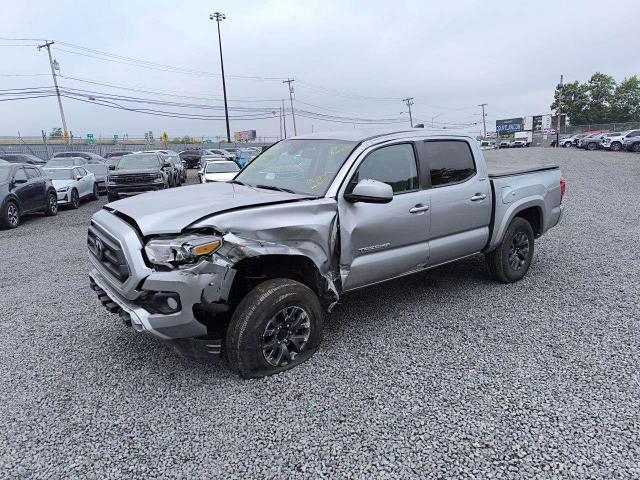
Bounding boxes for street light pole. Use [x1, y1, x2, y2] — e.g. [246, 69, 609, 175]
[478, 103, 488, 138]
[210, 12, 231, 143]
[556, 75, 564, 148]
[38, 41, 69, 143]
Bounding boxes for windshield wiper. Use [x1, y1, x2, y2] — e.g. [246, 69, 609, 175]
[228, 180, 247, 186]
[254, 184, 298, 194]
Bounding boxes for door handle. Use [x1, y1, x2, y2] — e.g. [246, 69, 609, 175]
[470, 193, 487, 201]
[409, 204, 429, 214]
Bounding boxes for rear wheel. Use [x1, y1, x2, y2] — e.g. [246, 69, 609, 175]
[225, 279, 323, 378]
[1, 200, 20, 229]
[70, 189, 80, 209]
[485, 217, 535, 283]
[587, 142, 597, 151]
[610, 142, 621, 152]
[44, 191, 58, 216]
[632, 143, 640, 153]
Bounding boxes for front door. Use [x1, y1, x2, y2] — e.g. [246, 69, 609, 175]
[12, 167, 37, 211]
[338, 142, 430, 291]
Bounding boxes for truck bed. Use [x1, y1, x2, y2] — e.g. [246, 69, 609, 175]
[486, 157, 559, 178]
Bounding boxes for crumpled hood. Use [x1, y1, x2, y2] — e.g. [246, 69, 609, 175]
[51, 179, 74, 189]
[106, 182, 311, 235]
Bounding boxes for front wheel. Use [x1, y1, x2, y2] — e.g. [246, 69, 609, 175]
[70, 189, 80, 209]
[632, 143, 640, 153]
[1, 200, 20, 229]
[225, 279, 323, 378]
[485, 217, 535, 283]
[610, 142, 621, 152]
[44, 191, 58, 216]
[587, 142, 597, 151]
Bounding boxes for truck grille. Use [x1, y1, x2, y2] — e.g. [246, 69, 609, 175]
[87, 223, 130, 282]
[113, 174, 158, 184]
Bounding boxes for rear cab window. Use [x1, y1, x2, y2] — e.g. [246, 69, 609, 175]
[418, 140, 477, 187]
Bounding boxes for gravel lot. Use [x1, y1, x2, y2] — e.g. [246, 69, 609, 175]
[1, 148, 639, 479]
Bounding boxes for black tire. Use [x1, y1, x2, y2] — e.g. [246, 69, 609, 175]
[1, 200, 20, 229]
[70, 189, 80, 209]
[44, 191, 58, 216]
[563, 142, 572, 148]
[610, 142, 621, 152]
[587, 142, 597, 151]
[225, 279, 323, 378]
[90, 183, 99, 200]
[485, 217, 535, 283]
[632, 143, 640, 153]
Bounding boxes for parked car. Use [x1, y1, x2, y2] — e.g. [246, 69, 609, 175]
[178, 149, 204, 169]
[0, 153, 47, 166]
[44, 157, 88, 168]
[106, 152, 172, 202]
[580, 133, 611, 150]
[138, 150, 181, 186]
[622, 130, 640, 152]
[88, 130, 564, 378]
[199, 160, 240, 183]
[560, 135, 581, 147]
[0, 163, 58, 229]
[44, 166, 98, 208]
[236, 148, 260, 167]
[512, 140, 528, 148]
[203, 148, 236, 161]
[161, 151, 187, 185]
[479, 140, 495, 150]
[52, 151, 105, 163]
[498, 140, 512, 148]
[83, 163, 108, 194]
[601, 130, 636, 151]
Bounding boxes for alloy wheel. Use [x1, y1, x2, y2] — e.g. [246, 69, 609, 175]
[49, 194, 58, 214]
[508, 231, 530, 271]
[72, 191, 79, 208]
[262, 306, 311, 367]
[7, 203, 19, 227]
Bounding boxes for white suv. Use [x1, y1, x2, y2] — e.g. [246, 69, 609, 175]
[621, 130, 640, 152]
[601, 130, 637, 152]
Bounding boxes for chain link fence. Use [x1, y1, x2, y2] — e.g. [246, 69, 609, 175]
[562, 121, 640, 135]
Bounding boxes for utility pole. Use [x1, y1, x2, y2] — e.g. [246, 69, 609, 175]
[402, 97, 414, 127]
[478, 103, 488, 138]
[556, 75, 564, 148]
[210, 12, 231, 143]
[278, 106, 283, 140]
[281, 99, 287, 139]
[283, 79, 297, 135]
[38, 41, 68, 143]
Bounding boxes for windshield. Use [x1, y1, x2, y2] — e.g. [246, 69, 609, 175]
[205, 162, 239, 173]
[84, 164, 107, 174]
[44, 168, 74, 180]
[54, 152, 86, 159]
[46, 159, 80, 167]
[235, 139, 356, 196]
[117, 154, 160, 170]
[0, 166, 12, 181]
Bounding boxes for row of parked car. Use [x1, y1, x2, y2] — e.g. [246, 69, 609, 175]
[0, 148, 196, 229]
[559, 129, 640, 152]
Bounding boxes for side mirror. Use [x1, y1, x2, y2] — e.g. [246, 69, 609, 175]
[108, 164, 116, 170]
[344, 179, 393, 204]
[76, 175, 83, 181]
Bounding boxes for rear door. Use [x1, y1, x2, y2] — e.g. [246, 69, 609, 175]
[338, 142, 430, 291]
[417, 139, 491, 266]
[76, 167, 92, 196]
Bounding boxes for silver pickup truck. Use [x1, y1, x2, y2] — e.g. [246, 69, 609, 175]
[88, 130, 564, 378]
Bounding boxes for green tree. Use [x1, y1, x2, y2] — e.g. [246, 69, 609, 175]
[551, 80, 589, 125]
[49, 127, 63, 138]
[612, 75, 640, 122]
[584, 72, 616, 123]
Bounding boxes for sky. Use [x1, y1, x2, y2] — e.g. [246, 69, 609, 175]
[1, 0, 639, 140]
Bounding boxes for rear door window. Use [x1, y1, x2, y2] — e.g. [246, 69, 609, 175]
[420, 140, 476, 187]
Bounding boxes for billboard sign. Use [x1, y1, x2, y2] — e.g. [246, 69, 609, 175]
[533, 115, 543, 132]
[234, 130, 257, 142]
[496, 118, 524, 135]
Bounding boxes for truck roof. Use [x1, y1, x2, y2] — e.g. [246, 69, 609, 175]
[291, 129, 475, 143]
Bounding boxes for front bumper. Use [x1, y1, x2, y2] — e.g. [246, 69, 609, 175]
[107, 184, 165, 197]
[56, 190, 71, 204]
[88, 209, 236, 341]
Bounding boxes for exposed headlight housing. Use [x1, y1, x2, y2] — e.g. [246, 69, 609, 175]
[144, 234, 222, 269]
[56, 186, 70, 192]
[153, 173, 164, 183]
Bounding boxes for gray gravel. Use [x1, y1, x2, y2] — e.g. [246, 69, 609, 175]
[1, 149, 639, 479]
